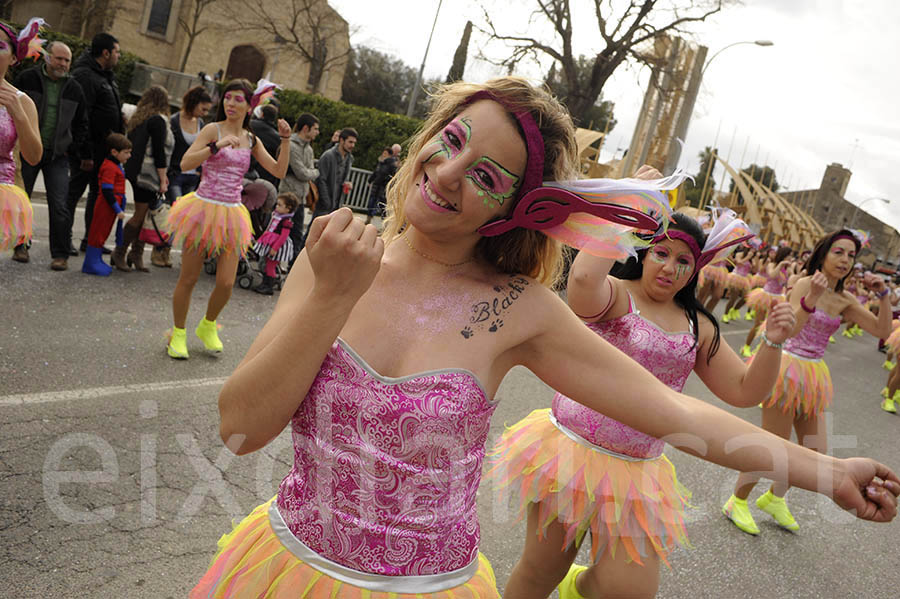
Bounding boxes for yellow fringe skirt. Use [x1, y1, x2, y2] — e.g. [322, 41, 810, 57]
[752, 350, 832, 418]
[486, 409, 690, 566]
[745, 288, 784, 319]
[0, 183, 32, 249]
[698, 264, 729, 288]
[190, 498, 500, 599]
[167, 192, 253, 258]
[727, 272, 752, 293]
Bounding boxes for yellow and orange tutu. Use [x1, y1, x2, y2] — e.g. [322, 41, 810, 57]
[726, 272, 752, 293]
[751, 351, 832, 418]
[167, 192, 253, 258]
[0, 183, 33, 250]
[190, 498, 500, 599]
[885, 323, 900, 353]
[745, 288, 784, 319]
[698, 264, 729, 288]
[751, 274, 766, 289]
[487, 409, 690, 566]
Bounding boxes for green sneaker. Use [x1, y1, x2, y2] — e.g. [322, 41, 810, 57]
[745, 310, 756, 321]
[829, 336, 836, 343]
[756, 490, 799, 531]
[722, 312, 732, 323]
[167, 327, 189, 359]
[740, 344, 753, 358]
[195, 317, 223, 353]
[882, 398, 897, 413]
[883, 387, 890, 398]
[883, 360, 896, 371]
[723, 495, 759, 535]
[557, 564, 588, 599]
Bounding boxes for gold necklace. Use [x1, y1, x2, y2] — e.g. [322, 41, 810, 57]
[402, 233, 475, 267]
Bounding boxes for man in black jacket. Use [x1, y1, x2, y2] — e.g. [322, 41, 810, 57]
[249, 104, 281, 189]
[13, 41, 90, 270]
[66, 32, 123, 254]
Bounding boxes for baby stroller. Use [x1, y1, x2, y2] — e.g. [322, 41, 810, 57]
[203, 179, 275, 285]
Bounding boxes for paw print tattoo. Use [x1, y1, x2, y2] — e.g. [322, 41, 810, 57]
[460, 326, 474, 339]
[489, 319, 504, 332]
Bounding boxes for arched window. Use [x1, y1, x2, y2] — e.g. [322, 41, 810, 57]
[147, 0, 173, 35]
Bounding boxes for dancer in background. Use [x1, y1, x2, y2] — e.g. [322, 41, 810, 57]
[165, 79, 289, 359]
[0, 18, 43, 252]
[740, 244, 793, 356]
[188, 78, 898, 599]
[725, 229, 894, 534]
[721, 246, 755, 322]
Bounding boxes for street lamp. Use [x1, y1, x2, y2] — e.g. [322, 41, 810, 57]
[700, 40, 774, 77]
[849, 197, 890, 229]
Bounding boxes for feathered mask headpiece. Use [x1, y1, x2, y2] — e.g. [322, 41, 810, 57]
[0, 18, 46, 62]
[250, 78, 280, 109]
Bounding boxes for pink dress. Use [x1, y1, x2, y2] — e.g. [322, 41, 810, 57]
[753, 307, 840, 418]
[166, 125, 253, 257]
[746, 269, 787, 316]
[191, 339, 501, 598]
[489, 293, 694, 565]
[0, 98, 33, 250]
[728, 260, 753, 292]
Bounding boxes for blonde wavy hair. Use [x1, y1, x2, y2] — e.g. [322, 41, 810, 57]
[382, 77, 579, 287]
[127, 85, 171, 134]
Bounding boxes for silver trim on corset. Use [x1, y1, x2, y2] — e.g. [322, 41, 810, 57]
[548, 411, 659, 462]
[268, 501, 480, 593]
[191, 192, 242, 207]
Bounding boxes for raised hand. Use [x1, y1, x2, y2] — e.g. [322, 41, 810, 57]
[305, 207, 383, 301]
[277, 119, 291, 138]
[807, 270, 828, 302]
[764, 302, 796, 344]
[831, 458, 900, 523]
[863, 272, 886, 294]
[633, 164, 663, 180]
[217, 134, 242, 150]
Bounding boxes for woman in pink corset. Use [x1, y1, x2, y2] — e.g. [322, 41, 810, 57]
[191, 79, 898, 599]
[492, 211, 796, 599]
[725, 230, 895, 535]
[740, 244, 794, 356]
[165, 78, 290, 359]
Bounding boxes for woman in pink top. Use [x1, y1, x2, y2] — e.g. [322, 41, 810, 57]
[192, 79, 898, 599]
[725, 230, 895, 535]
[741, 244, 794, 356]
[493, 211, 796, 599]
[165, 78, 290, 359]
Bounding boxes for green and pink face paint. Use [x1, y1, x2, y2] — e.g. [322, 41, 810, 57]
[423, 117, 520, 209]
[648, 243, 696, 283]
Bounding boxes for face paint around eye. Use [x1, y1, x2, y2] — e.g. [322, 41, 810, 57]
[0, 41, 10, 55]
[465, 156, 520, 208]
[649, 249, 668, 264]
[424, 117, 473, 164]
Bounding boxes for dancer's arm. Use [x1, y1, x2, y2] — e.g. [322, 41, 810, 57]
[565, 251, 617, 321]
[517, 290, 899, 521]
[180, 123, 239, 172]
[218, 208, 383, 454]
[0, 84, 41, 165]
[842, 274, 893, 338]
[253, 119, 292, 179]
[693, 301, 795, 407]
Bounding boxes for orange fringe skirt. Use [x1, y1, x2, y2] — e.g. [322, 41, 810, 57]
[727, 272, 752, 293]
[486, 409, 690, 566]
[167, 192, 253, 258]
[698, 264, 729, 288]
[752, 350, 832, 418]
[886, 322, 900, 353]
[745, 288, 784, 319]
[190, 498, 500, 599]
[0, 183, 32, 250]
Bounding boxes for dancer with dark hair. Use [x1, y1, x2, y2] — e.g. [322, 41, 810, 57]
[188, 78, 897, 599]
[165, 79, 290, 359]
[725, 229, 895, 534]
[494, 210, 797, 599]
[740, 244, 793, 356]
[721, 246, 755, 322]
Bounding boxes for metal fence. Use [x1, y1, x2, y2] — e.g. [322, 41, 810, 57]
[129, 63, 217, 107]
[341, 166, 376, 212]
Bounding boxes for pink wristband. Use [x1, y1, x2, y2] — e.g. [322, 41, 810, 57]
[800, 296, 815, 313]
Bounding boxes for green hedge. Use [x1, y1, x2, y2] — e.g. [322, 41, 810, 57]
[9, 28, 144, 97]
[276, 88, 422, 171]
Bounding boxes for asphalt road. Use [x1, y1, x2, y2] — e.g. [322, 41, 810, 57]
[1, 199, 898, 598]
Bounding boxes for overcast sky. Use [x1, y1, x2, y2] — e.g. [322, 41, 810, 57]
[330, 0, 899, 235]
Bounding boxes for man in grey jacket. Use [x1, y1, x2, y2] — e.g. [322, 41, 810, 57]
[311, 127, 357, 223]
[279, 113, 320, 258]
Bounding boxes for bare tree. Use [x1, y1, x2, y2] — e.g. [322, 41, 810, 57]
[224, 0, 351, 93]
[75, 0, 117, 38]
[178, 0, 222, 71]
[479, 0, 727, 125]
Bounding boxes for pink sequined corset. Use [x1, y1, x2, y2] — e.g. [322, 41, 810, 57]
[734, 262, 752, 277]
[194, 146, 250, 203]
[552, 305, 697, 459]
[783, 309, 841, 359]
[0, 107, 18, 185]
[275, 339, 496, 580]
[762, 272, 785, 294]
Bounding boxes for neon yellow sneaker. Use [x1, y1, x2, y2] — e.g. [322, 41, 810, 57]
[756, 490, 799, 531]
[740, 344, 753, 358]
[167, 327, 189, 359]
[195, 317, 223, 353]
[723, 495, 759, 535]
[853, 324, 864, 336]
[722, 311, 732, 323]
[883, 387, 890, 398]
[557, 564, 588, 599]
[842, 328, 854, 338]
[882, 397, 897, 413]
[883, 360, 896, 371]
[746, 309, 756, 321]
[829, 336, 836, 343]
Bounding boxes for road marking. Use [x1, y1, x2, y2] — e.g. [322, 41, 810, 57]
[0, 376, 228, 406]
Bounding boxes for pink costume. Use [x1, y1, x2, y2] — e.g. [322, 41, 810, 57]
[0, 97, 33, 250]
[727, 260, 753, 292]
[745, 268, 786, 318]
[166, 124, 253, 257]
[750, 307, 840, 418]
[191, 339, 501, 598]
[489, 293, 693, 565]
[253, 211, 294, 275]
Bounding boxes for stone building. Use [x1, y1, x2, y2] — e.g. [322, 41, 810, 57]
[7, 0, 350, 100]
[781, 163, 899, 269]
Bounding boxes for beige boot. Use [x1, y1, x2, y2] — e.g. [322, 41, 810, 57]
[150, 245, 167, 268]
[161, 245, 173, 267]
[128, 240, 150, 272]
[111, 245, 130, 271]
